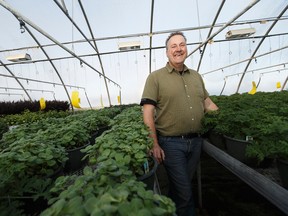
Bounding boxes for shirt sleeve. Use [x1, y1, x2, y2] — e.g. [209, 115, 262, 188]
[140, 73, 158, 105]
[199, 73, 209, 99]
[140, 98, 157, 106]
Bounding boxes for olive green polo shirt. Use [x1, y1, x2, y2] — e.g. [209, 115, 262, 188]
[141, 63, 209, 136]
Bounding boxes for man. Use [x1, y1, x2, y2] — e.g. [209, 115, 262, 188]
[140, 31, 218, 216]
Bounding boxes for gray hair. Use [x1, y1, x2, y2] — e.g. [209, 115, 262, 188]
[165, 31, 187, 49]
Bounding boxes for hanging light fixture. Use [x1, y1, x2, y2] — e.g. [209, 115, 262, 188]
[118, 41, 141, 51]
[6, 53, 32, 62]
[225, 28, 256, 39]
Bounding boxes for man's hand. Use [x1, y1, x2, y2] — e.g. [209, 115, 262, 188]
[150, 144, 165, 164]
[204, 97, 219, 112]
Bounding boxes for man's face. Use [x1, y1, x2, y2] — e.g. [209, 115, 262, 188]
[166, 35, 187, 67]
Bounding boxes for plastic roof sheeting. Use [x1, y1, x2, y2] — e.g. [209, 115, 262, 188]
[0, 0, 287, 108]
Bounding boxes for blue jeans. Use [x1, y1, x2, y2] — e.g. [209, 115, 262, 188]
[158, 135, 202, 216]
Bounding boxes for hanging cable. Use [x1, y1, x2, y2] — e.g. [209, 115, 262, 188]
[196, 0, 203, 42]
[71, 0, 74, 52]
[153, 49, 156, 71]
[278, 35, 283, 62]
[135, 51, 139, 83]
[228, 41, 232, 65]
[209, 44, 212, 69]
[117, 42, 121, 82]
[73, 59, 76, 86]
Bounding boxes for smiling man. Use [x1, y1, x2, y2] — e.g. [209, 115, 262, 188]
[140, 31, 218, 216]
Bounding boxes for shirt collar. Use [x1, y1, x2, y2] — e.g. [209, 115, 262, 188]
[166, 62, 189, 74]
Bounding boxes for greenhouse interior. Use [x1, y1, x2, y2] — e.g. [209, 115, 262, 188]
[0, 0, 288, 215]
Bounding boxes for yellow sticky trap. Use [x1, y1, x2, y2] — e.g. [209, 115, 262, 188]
[117, 95, 121, 104]
[248, 81, 257, 95]
[40, 97, 46, 110]
[276, 82, 281, 89]
[72, 91, 81, 108]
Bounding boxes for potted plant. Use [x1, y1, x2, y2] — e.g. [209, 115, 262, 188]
[200, 110, 226, 150]
[200, 91, 288, 166]
[0, 137, 68, 215]
[0, 138, 67, 188]
[200, 94, 258, 163]
[83, 106, 154, 178]
[70, 110, 112, 144]
[246, 115, 288, 188]
[2, 114, 91, 173]
[41, 160, 175, 216]
[39, 119, 91, 172]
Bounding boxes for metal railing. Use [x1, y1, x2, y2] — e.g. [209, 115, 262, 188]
[202, 140, 288, 215]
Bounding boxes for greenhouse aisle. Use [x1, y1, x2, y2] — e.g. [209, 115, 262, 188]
[156, 152, 286, 216]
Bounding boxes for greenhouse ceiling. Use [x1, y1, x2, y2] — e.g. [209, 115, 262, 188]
[0, 0, 287, 108]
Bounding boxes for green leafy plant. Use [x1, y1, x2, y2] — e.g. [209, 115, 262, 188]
[0, 139, 67, 179]
[246, 116, 288, 161]
[40, 120, 90, 150]
[201, 91, 288, 163]
[83, 106, 154, 176]
[69, 110, 111, 136]
[0, 138, 67, 206]
[41, 160, 175, 216]
[0, 105, 175, 215]
[2, 109, 71, 126]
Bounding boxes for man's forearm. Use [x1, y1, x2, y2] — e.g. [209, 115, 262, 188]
[143, 105, 159, 147]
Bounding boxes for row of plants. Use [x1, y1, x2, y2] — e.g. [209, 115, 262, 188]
[0, 100, 70, 115]
[0, 106, 122, 215]
[2, 109, 71, 126]
[42, 160, 174, 216]
[0, 109, 72, 140]
[201, 91, 288, 161]
[0, 107, 121, 150]
[200, 91, 288, 187]
[1, 103, 137, 127]
[84, 106, 155, 176]
[0, 106, 175, 215]
[41, 105, 176, 215]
